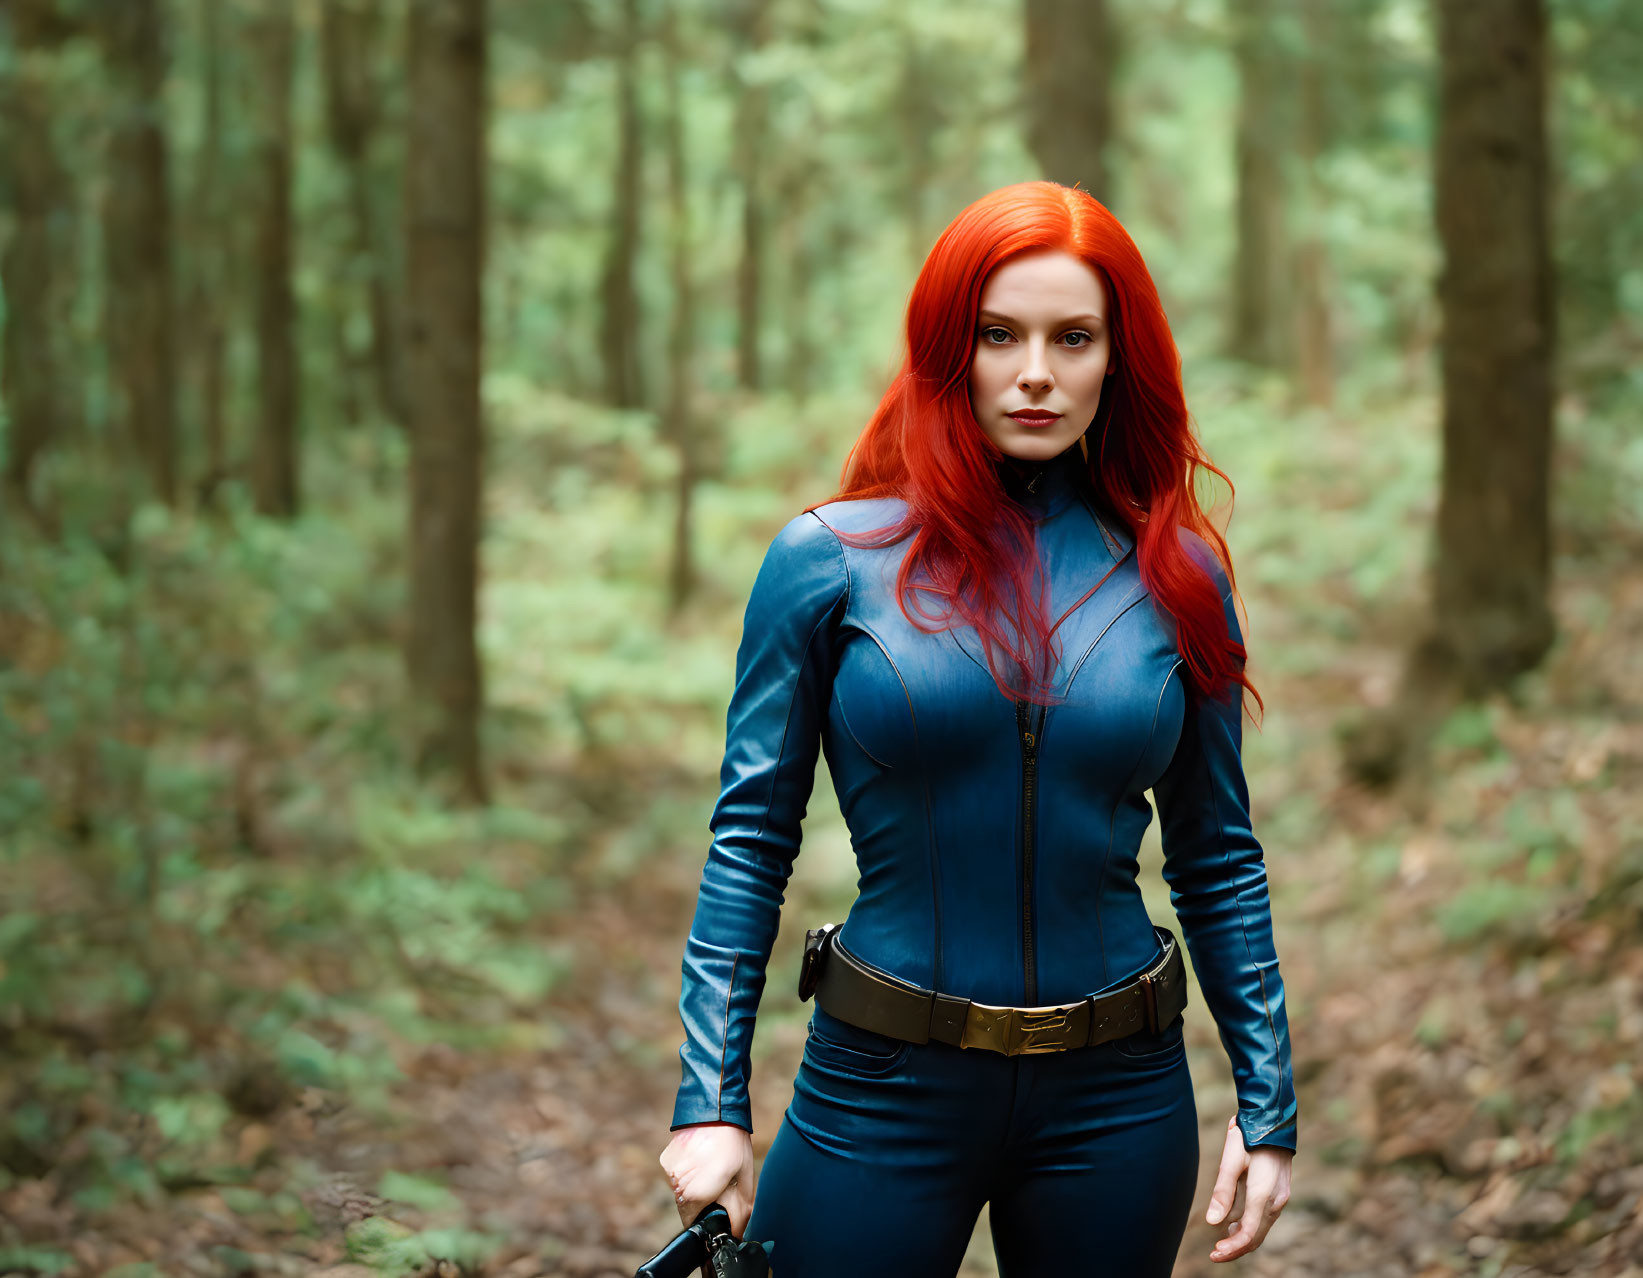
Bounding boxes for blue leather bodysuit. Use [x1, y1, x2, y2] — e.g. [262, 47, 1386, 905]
[670, 443, 1298, 1234]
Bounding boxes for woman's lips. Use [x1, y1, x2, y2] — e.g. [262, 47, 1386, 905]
[1008, 411, 1062, 427]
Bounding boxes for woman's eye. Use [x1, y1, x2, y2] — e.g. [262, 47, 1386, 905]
[978, 327, 1095, 347]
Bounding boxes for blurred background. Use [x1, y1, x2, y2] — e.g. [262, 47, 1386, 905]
[1, 0, 1640, 1274]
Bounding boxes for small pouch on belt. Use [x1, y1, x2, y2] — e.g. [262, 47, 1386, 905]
[797, 922, 842, 1002]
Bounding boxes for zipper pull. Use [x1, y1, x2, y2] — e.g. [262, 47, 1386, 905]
[1017, 703, 1037, 754]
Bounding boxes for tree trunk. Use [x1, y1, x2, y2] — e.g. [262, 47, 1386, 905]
[1291, 0, 1334, 409]
[1341, 0, 1557, 795]
[660, 1, 697, 614]
[779, 172, 815, 405]
[404, 0, 488, 803]
[1428, 0, 1556, 691]
[1023, 0, 1117, 201]
[731, 0, 770, 391]
[896, 26, 938, 275]
[1226, 0, 1290, 369]
[248, 0, 299, 518]
[1, 3, 69, 534]
[322, 0, 409, 430]
[188, 0, 230, 507]
[99, 0, 178, 508]
[599, 0, 645, 408]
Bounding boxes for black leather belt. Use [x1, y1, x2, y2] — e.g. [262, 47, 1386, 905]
[798, 923, 1188, 1056]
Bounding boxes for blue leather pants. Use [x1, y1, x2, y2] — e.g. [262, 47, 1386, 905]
[748, 1003, 1200, 1277]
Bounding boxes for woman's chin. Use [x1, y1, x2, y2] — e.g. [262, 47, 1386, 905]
[991, 430, 1079, 461]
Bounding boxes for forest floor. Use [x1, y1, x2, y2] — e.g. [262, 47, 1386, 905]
[4, 533, 1642, 1278]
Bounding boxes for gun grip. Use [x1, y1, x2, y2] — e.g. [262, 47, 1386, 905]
[797, 923, 841, 1002]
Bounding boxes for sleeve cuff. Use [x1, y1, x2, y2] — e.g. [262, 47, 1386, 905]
[1238, 1113, 1297, 1154]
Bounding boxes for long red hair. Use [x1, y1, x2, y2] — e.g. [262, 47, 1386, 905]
[805, 180, 1262, 720]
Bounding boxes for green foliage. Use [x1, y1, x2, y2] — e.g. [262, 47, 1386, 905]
[0, 470, 577, 1215]
[0, 1249, 74, 1277]
[1434, 879, 1551, 947]
[1413, 999, 1448, 1050]
[344, 1215, 506, 1277]
[377, 1169, 463, 1215]
[1555, 1076, 1643, 1164]
[1432, 703, 1502, 756]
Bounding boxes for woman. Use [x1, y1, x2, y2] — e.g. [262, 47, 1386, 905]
[657, 180, 1297, 1276]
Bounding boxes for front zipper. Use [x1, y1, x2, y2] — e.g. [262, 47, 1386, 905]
[1015, 696, 1048, 1004]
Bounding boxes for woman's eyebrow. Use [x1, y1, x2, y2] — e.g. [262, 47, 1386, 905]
[978, 310, 1105, 326]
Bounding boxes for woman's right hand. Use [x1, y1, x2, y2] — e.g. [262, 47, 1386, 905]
[658, 1121, 758, 1238]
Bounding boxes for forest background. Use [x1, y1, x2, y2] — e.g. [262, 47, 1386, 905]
[1, 0, 1641, 1275]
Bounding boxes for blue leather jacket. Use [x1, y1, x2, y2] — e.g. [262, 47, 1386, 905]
[670, 444, 1299, 1153]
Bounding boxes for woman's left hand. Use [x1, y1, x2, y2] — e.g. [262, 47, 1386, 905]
[1204, 1115, 1292, 1262]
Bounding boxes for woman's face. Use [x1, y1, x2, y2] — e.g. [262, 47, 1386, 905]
[968, 249, 1115, 463]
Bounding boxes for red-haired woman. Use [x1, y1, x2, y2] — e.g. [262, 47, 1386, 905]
[658, 180, 1297, 1276]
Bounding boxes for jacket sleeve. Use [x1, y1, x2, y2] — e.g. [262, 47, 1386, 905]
[1152, 532, 1299, 1154]
[670, 511, 849, 1132]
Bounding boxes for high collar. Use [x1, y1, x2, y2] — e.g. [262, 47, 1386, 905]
[996, 443, 1090, 522]
[993, 442, 1136, 560]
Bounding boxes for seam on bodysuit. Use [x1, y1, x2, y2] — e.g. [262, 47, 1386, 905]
[1254, 962, 1293, 1134]
[1076, 492, 1132, 566]
[718, 950, 740, 1115]
[752, 514, 849, 841]
[809, 509, 855, 620]
[1094, 657, 1185, 983]
[1047, 554, 1129, 645]
[856, 619, 942, 991]
[810, 511, 885, 765]
[832, 681, 894, 769]
[1060, 587, 1148, 703]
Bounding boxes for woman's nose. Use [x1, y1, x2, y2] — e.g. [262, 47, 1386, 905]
[1018, 351, 1053, 390]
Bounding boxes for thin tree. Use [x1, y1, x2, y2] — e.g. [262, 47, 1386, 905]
[248, 0, 299, 518]
[1291, 0, 1334, 408]
[322, 0, 408, 429]
[1023, 0, 1118, 201]
[99, 0, 179, 508]
[776, 162, 816, 405]
[730, 0, 770, 391]
[1, 0, 74, 534]
[660, 0, 699, 613]
[894, 22, 938, 276]
[599, 0, 645, 408]
[404, 0, 489, 802]
[1226, 0, 1292, 369]
[187, 0, 231, 507]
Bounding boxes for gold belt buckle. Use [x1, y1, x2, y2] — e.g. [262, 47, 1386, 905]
[962, 1001, 1078, 1055]
[1011, 1006, 1076, 1054]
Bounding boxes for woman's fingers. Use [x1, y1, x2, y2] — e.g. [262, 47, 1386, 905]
[661, 1152, 722, 1228]
[670, 1166, 706, 1228]
[1210, 1180, 1268, 1261]
[1210, 1147, 1290, 1262]
[1205, 1115, 1245, 1226]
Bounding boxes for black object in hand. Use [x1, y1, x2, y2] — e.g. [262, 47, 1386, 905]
[635, 1202, 774, 1278]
